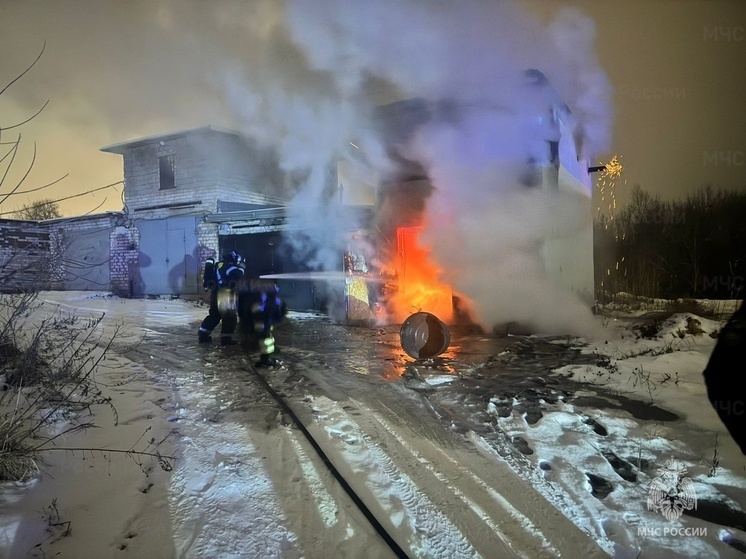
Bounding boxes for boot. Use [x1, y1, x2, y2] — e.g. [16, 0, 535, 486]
[221, 336, 238, 346]
[198, 330, 212, 343]
[255, 354, 277, 368]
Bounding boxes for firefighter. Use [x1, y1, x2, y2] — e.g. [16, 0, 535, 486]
[239, 279, 287, 367]
[198, 250, 245, 345]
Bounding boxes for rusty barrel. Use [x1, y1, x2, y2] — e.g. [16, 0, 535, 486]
[400, 312, 451, 360]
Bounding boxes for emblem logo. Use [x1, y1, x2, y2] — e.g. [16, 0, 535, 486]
[647, 458, 697, 522]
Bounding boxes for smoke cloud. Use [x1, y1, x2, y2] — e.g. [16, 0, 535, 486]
[245, 0, 612, 335]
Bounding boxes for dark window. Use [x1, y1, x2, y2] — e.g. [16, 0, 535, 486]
[159, 154, 175, 190]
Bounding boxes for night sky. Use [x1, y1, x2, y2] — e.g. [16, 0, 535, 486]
[1, 0, 744, 217]
[526, 0, 746, 208]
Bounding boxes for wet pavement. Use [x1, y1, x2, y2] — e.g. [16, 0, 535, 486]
[272, 316, 682, 440]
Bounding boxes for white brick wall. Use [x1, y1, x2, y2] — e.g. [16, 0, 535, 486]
[110, 223, 139, 297]
[123, 131, 289, 221]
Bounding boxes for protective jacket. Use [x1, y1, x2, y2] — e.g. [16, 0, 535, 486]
[215, 260, 244, 289]
[238, 281, 287, 366]
[198, 252, 246, 344]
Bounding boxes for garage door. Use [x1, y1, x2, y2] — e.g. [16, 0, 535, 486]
[137, 216, 199, 295]
[63, 227, 111, 291]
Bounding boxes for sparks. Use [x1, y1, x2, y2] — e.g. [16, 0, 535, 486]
[603, 155, 623, 179]
[595, 154, 624, 221]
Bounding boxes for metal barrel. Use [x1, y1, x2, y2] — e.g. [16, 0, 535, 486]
[399, 312, 451, 360]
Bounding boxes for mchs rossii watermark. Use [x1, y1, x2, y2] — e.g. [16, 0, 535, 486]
[638, 458, 707, 537]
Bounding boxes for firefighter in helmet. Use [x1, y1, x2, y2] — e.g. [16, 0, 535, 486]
[198, 250, 245, 345]
[239, 279, 287, 367]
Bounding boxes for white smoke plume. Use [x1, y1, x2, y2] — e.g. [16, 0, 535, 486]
[217, 0, 612, 335]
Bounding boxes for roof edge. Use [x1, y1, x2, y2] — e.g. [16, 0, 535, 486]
[100, 125, 245, 154]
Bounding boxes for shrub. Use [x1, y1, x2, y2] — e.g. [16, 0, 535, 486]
[0, 291, 116, 481]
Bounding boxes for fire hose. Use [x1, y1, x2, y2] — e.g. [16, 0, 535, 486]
[244, 361, 410, 559]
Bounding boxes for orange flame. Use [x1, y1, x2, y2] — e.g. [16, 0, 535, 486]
[389, 226, 454, 323]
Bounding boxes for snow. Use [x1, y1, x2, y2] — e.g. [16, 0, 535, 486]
[1, 291, 745, 558]
[507, 309, 746, 558]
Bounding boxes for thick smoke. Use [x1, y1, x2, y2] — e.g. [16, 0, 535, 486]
[205, 0, 612, 334]
[223, 0, 612, 335]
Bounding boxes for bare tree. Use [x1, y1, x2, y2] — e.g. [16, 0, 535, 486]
[1, 47, 174, 482]
[0, 42, 52, 205]
[13, 197, 61, 220]
[595, 184, 746, 302]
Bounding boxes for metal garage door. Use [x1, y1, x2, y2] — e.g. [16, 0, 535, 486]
[63, 227, 111, 291]
[137, 216, 199, 295]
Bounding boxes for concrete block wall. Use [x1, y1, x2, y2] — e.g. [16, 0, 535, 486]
[197, 220, 219, 298]
[49, 227, 67, 290]
[220, 171, 286, 206]
[110, 223, 140, 297]
[124, 139, 221, 220]
[122, 130, 287, 222]
[0, 220, 52, 292]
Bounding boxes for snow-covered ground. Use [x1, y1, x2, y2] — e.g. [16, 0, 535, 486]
[1, 291, 744, 558]
[493, 310, 746, 558]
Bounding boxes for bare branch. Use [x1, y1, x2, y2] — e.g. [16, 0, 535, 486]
[13, 198, 62, 220]
[33, 446, 176, 465]
[0, 144, 19, 171]
[0, 147, 17, 167]
[1, 100, 50, 132]
[83, 197, 108, 216]
[0, 181, 123, 217]
[0, 139, 37, 207]
[3, 172, 69, 195]
[0, 41, 46, 97]
[0, 134, 21, 191]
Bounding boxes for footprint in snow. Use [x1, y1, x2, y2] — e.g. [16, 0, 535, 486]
[511, 436, 534, 455]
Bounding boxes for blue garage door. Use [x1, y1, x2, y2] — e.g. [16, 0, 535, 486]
[137, 217, 199, 295]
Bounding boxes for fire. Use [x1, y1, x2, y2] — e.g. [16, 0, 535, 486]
[388, 225, 454, 323]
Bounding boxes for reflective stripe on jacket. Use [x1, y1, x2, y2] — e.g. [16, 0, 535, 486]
[216, 262, 244, 287]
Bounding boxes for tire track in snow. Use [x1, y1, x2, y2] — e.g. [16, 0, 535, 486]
[160, 353, 393, 558]
[467, 431, 616, 557]
[308, 395, 478, 559]
[364, 405, 559, 558]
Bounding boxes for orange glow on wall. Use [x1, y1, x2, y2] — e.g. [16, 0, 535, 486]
[391, 226, 454, 323]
